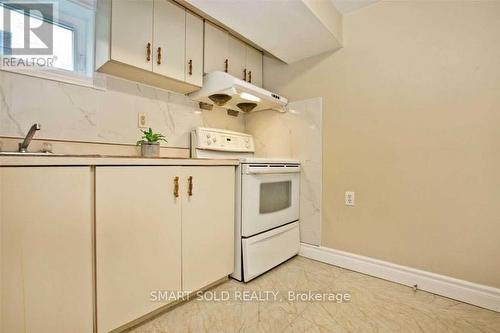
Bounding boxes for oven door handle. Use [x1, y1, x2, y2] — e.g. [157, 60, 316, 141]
[243, 165, 301, 174]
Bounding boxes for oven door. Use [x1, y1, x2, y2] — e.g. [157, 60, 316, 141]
[241, 163, 300, 237]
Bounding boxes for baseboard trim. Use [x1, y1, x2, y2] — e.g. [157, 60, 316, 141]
[299, 243, 500, 312]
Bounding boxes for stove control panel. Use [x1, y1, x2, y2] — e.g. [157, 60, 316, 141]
[191, 127, 255, 153]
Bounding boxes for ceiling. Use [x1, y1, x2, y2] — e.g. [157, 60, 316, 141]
[330, 0, 379, 14]
[181, 0, 377, 64]
[183, 0, 342, 64]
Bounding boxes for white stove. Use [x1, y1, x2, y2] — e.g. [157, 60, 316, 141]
[191, 127, 301, 282]
[239, 157, 300, 163]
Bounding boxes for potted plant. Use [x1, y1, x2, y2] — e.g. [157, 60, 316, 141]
[137, 128, 167, 157]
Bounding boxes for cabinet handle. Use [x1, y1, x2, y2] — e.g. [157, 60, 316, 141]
[188, 176, 193, 196]
[248, 70, 252, 83]
[188, 59, 193, 75]
[224, 59, 228, 72]
[146, 42, 151, 62]
[157, 47, 162, 65]
[174, 176, 179, 198]
[243, 68, 247, 81]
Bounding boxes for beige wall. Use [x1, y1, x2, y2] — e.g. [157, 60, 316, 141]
[264, 0, 500, 288]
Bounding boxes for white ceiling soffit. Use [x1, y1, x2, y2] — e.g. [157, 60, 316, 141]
[330, 0, 379, 14]
[184, 0, 342, 64]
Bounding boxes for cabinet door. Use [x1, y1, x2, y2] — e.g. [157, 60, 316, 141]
[204, 21, 229, 73]
[246, 46, 263, 87]
[153, 0, 186, 80]
[181, 166, 235, 292]
[228, 35, 247, 80]
[96, 167, 182, 333]
[111, 0, 153, 71]
[0, 167, 93, 333]
[185, 11, 203, 86]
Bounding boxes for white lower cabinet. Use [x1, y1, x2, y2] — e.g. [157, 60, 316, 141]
[0, 165, 234, 333]
[96, 165, 235, 332]
[95, 166, 182, 333]
[181, 166, 235, 292]
[0, 167, 94, 333]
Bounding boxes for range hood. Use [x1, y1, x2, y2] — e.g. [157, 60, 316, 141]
[188, 71, 288, 113]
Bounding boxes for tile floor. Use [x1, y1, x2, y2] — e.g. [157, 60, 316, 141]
[130, 256, 500, 333]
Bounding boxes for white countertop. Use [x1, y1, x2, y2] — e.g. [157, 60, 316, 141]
[0, 154, 239, 166]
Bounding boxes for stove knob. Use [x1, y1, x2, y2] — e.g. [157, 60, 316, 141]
[206, 133, 211, 139]
[212, 137, 217, 143]
[245, 143, 250, 149]
[206, 140, 212, 145]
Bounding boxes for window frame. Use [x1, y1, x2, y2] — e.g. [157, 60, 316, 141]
[0, 1, 99, 89]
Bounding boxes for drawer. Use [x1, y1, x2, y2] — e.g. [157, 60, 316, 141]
[242, 222, 300, 281]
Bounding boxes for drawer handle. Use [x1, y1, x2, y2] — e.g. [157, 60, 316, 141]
[188, 176, 193, 196]
[157, 47, 162, 65]
[224, 59, 228, 72]
[188, 59, 193, 75]
[174, 176, 179, 198]
[146, 42, 151, 62]
[243, 68, 247, 81]
[248, 70, 252, 83]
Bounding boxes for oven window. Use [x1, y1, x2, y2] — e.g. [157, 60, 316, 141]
[259, 181, 292, 214]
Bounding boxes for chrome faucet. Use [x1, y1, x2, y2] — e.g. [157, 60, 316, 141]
[19, 123, 41, 153]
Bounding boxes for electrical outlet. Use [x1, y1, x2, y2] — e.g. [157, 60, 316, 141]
[345, 191, 355, 206]
[138, 112, 148, 128]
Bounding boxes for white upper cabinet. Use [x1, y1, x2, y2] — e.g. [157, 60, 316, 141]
[228, 35, 247, 80]
[153, 0, 186, 81]
[185, 11, 204, 86]
[203, 21, 263, 86]
[97, 0, 264, 90]
[96, 0, 204, 93]
[246, 46, 263, 87]
[204, 21, 229, 73]
[111, 0, 153, 71]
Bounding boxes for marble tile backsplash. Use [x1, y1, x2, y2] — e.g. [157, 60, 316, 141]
[246, 98, 323, 246]
[0, 71, 245, 148]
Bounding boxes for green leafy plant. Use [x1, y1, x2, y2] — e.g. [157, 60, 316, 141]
[137, 128, 168, 145]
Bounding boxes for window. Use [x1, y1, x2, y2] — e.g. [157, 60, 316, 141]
[0, 0, 95, 85]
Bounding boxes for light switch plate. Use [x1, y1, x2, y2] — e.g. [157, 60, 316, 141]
[345, 191, 355, 206]
[138, 112, 148, 128]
